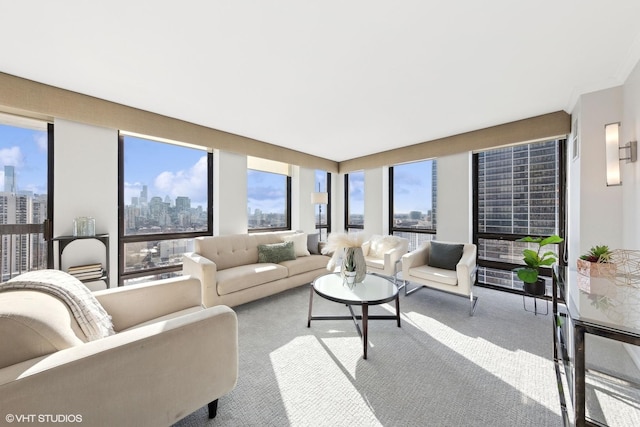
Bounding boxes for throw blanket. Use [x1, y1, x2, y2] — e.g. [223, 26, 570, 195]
[0, 269, 115, 341]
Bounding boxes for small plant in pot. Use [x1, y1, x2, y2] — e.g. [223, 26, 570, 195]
[577, 244, 615, 279]
[514, 235, 564, 296]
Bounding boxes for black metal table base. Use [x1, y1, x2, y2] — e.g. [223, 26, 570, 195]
[307, 286, 401, 359]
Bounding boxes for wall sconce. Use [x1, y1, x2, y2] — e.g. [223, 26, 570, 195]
[605, 122, 637, 186]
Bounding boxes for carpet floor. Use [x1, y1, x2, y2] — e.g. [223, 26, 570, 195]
[173, 283, 572, 426]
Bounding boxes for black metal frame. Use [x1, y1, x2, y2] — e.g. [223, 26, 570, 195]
[46, 123, 54, 267]
[117, 133, 214, 285]
[314, 171, 331, 237]
[388, 162, 437, 241]
[472, 139, 567, 293]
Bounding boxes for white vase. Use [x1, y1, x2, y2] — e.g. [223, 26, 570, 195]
[340, 247, 366, 283]
[343, 270, 357, 288]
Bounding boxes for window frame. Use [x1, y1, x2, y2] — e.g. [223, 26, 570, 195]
[344, 171, 364, 232]
[388, 159, 438, 248]
[314, 171, 331, 238]
[117, 132, 213, 284]
[472, 138, 567, 293]
[246, 169, 292, 233]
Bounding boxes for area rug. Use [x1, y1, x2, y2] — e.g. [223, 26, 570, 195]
[174, 284, 564, 426]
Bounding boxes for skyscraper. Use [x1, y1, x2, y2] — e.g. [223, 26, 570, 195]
[4, 165, 16, 193]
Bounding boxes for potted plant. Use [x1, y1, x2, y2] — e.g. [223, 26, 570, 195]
[576, 244, 616, 293]
[514, 235, 564, 295]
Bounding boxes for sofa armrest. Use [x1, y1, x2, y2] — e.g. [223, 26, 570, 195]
[183, 252, 219, 308]
[94, 276, 202, 331]
[0, 305, 238, 426]
[402, 245, 429, 275]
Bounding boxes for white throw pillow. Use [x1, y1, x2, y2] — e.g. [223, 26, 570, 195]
[282, 233, 311, 257]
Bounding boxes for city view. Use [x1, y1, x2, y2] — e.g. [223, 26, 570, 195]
[0, 122, 49, 281]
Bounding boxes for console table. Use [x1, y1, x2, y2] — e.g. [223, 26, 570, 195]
[553, 266, 640, 426]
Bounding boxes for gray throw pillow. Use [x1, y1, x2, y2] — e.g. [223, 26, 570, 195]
[258, 241, 296, 263]
[428, 241, 464, 270]
[307, 233, 320, 254]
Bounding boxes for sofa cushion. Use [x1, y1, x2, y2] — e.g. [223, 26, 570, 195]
[217, 263, 289, 295]
[120, 306, 204, 331]
[428, 241, 464, 270]
[282, 232, 311, 257]
[195, 234, 260, 271]
[258, 241, 296, 263]
[280, 255, 329, 276]
[409, 265, 459, 286]
[307, 233, 320, 254]
[365, 257, 385, 271]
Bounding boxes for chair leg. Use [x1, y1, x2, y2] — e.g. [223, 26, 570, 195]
[208, 399, 218, 419]
[469, 295, 479, 316]
[404, 280, 422, 296]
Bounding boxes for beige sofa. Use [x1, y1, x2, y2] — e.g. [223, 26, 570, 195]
[183, 230, 330, 307]
[0, 272, 238, 426]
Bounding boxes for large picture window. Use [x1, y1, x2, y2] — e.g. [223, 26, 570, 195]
[0, 116, 52, 281]
[313, 170, 331, 241]
[473, 139, 565, 292]
[345, 171, 364, 232]
[247, 169, 291, 231]
[119, 133, 212, 284]
[389, 159, 437, 251]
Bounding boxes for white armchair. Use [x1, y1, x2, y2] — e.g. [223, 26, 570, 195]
[362, 235, 409, 284]
[402, 240, 478, 315]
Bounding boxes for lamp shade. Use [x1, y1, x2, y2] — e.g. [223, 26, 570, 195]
[605, 122, 621, 186]
[310, 192, 328, 204]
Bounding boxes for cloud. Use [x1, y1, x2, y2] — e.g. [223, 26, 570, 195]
[0, 146, 24, 168]
[153, 155, 208, 207]
[35, 134, 48, 152]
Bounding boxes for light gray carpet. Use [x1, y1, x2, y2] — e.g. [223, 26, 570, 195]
[175, 285, 564, 426]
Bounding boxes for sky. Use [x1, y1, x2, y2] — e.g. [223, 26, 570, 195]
[1, 124, 434, 215]
[0, 124, 48, 194]
[124, 136, 209, 209]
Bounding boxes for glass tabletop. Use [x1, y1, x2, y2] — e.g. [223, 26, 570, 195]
[558, 266, 640, 337]
[313, 273, 398, 305]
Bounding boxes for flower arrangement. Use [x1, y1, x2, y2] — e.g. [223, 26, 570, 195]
[321, 232, 364, 255]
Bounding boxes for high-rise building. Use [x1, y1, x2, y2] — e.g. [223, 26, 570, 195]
[4, 166, 16, 193]
[476, 140, 560, 289]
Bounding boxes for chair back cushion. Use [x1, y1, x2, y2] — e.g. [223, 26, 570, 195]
[428, 241, 464, 270]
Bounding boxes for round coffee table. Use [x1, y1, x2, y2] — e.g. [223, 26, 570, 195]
[307, 273, 400, 359]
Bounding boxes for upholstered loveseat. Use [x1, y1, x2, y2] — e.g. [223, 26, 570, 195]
[183, 230, 331, 307]
[0, 270, 238, 425]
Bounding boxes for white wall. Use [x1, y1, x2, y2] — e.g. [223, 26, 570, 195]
[293, 166, 317, 234]
[53, 119, 118, 288]
[436, 152, 472, 242]
[214, 150, 248, 235]
[572, 86, 625, 262]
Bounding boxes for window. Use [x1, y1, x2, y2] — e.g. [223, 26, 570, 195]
[345, 171, 364, 232]
[314, 170, 331, 240]
[247, 170, 291, 231]
[473, 139, 565, 292]
[389, 159, 437, 251]
[119, 133, 212, 284]
[0, 116, 52, 280]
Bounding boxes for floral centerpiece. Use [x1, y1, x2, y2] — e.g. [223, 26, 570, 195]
[322, 232, 367, 286]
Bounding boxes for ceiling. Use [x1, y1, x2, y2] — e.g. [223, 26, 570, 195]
[2, 1, 640, 162]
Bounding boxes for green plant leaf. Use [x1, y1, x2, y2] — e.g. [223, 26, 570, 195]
[540, 235, 563, 246]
